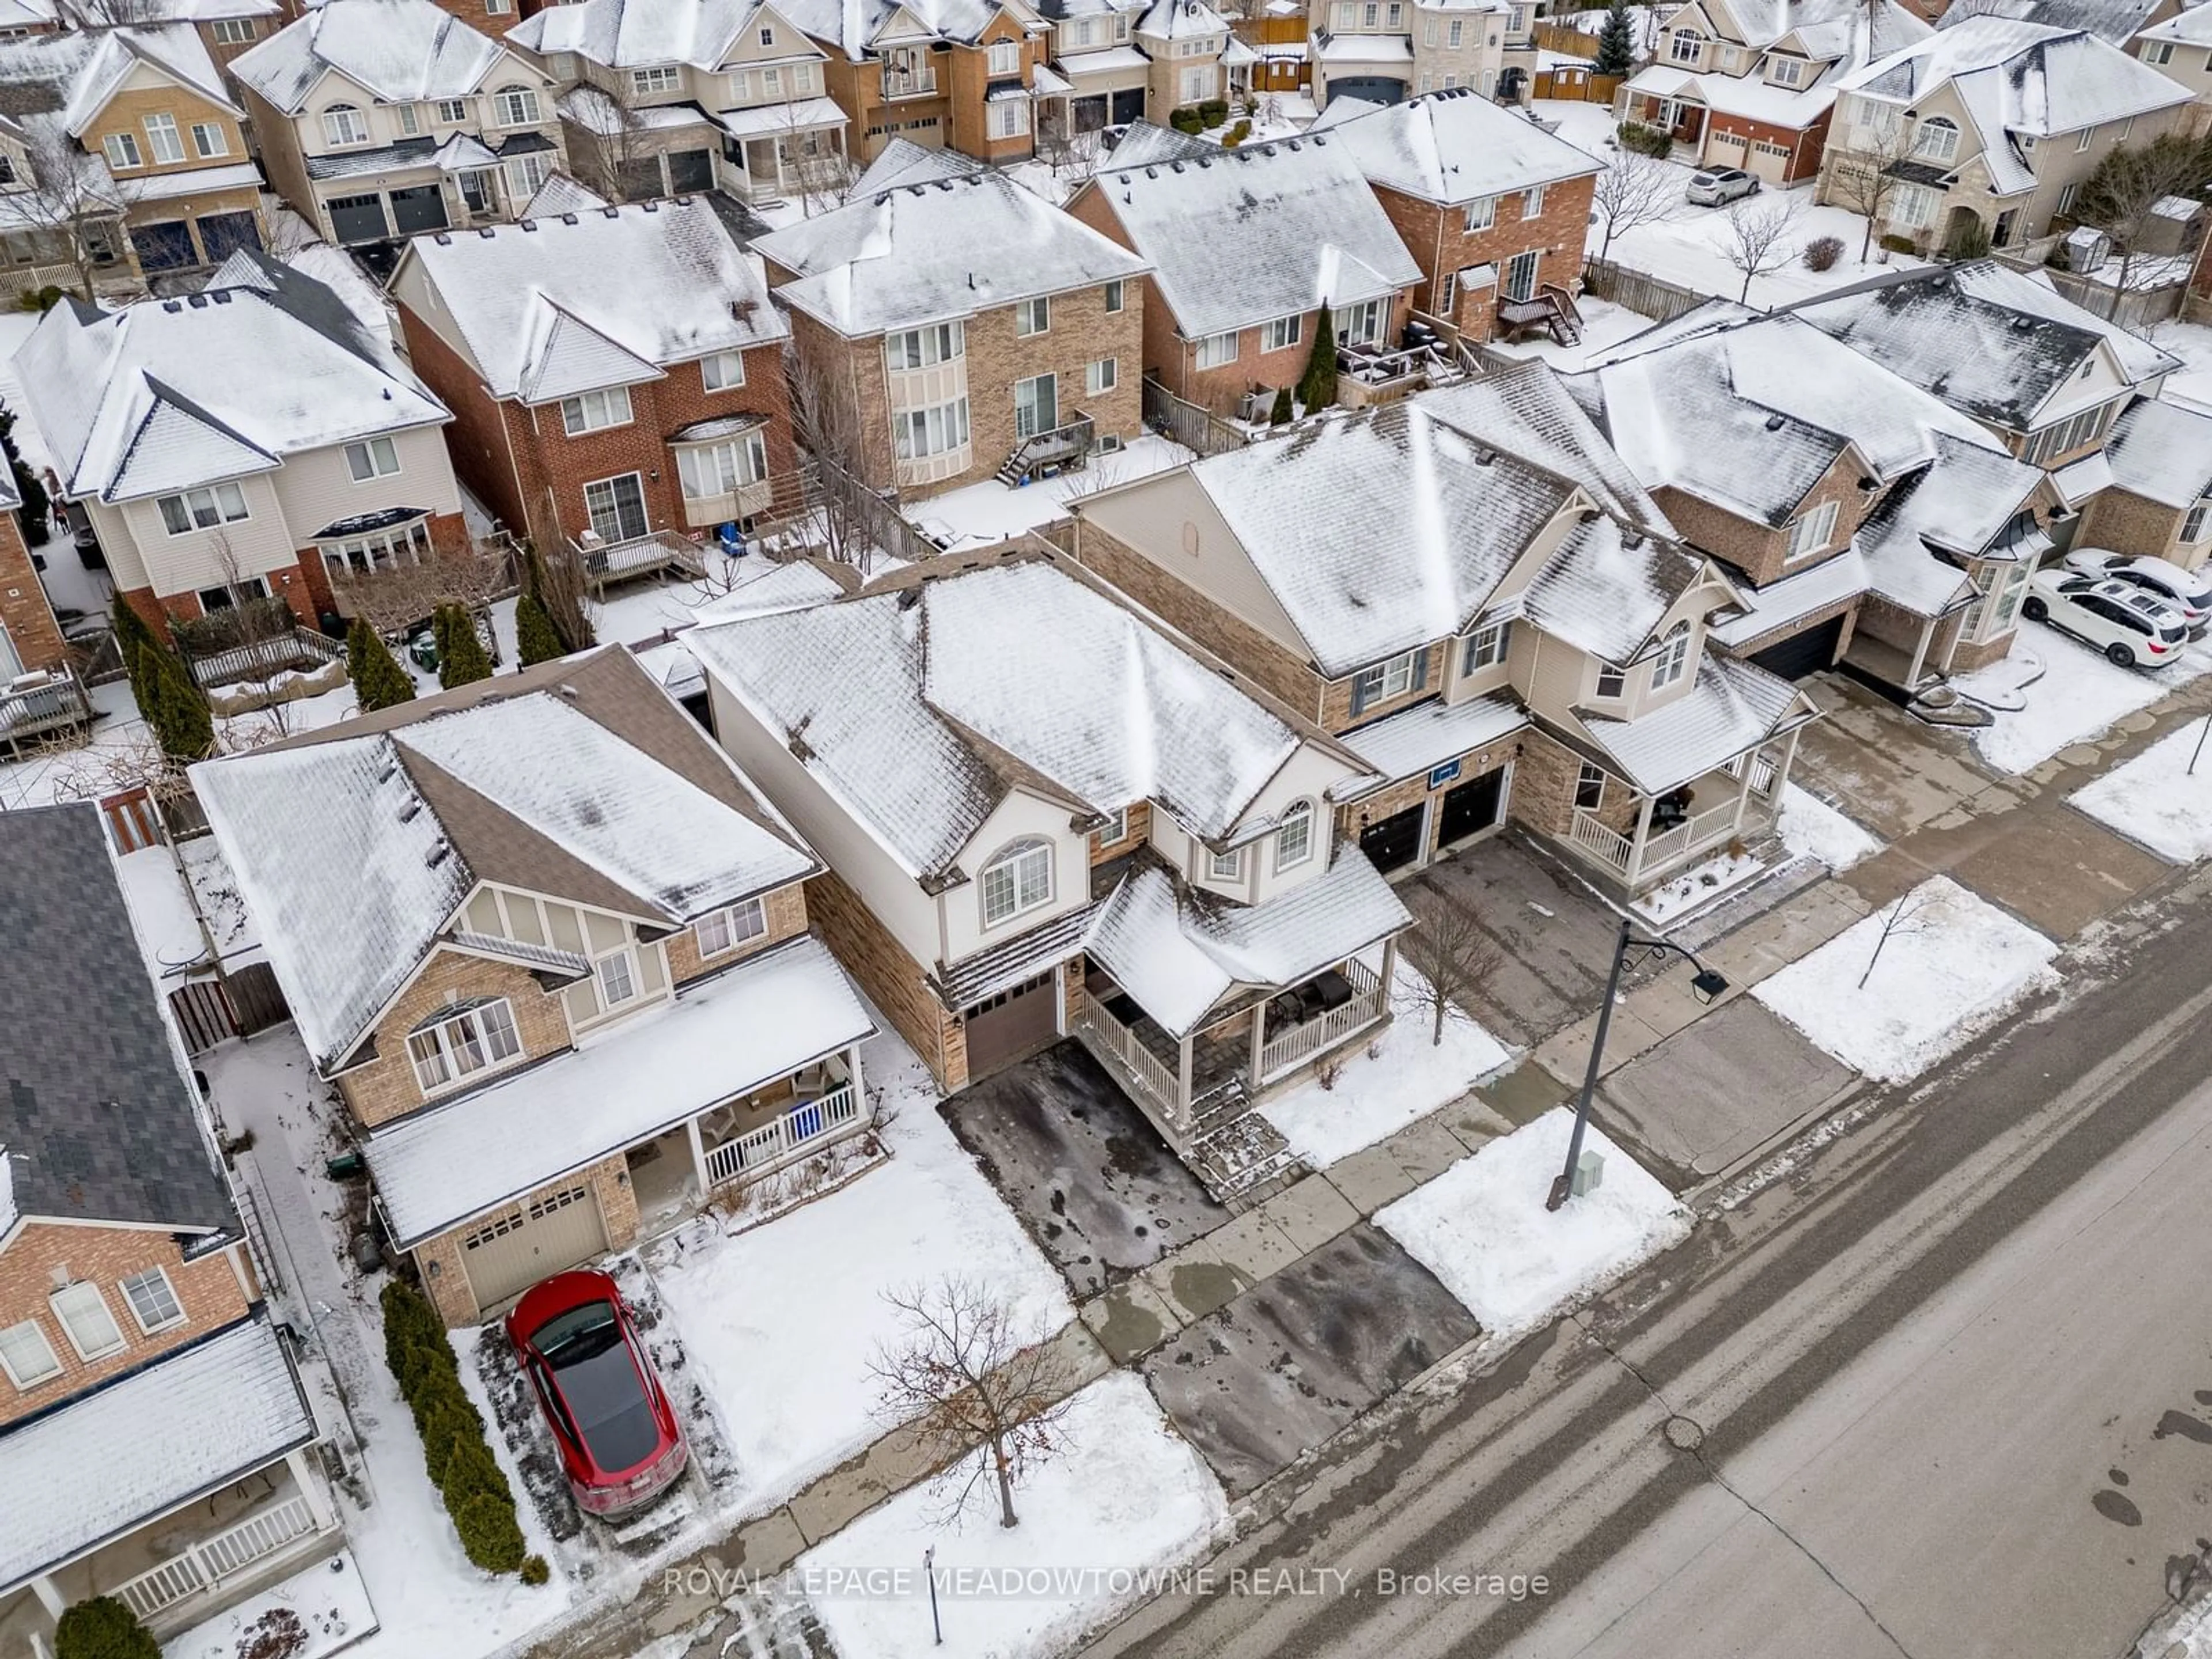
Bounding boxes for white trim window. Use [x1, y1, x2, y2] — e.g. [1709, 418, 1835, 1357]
[1263, 313, 1302, 352]
[1103, 279, 1125, 313]
[395, 104, 421, 136]
[1521, 183, 1546, 218]
[1332, 298, 1384, 346]
[0, 1319, 60, 1389]
[896, 397, 969, 460]
[120, 1266, 185, 1334]
[1594, 661, 1626, 698]
[320, 516, 431, 575]
[1647, 621, 1692, 690]
[1274, 800, 1314, 871]
[1785, 498, 1839, 561]
[1351, 646, 1424, 712]
[1195, 330, 1238, 369]
[51, 1282, 125, 1361]
[1465, 195, 1496, 232]
[980, 838, 1054, 926]
[1574, 762, 1605, 810]
[1911, 116, 1959, 162]
[157, 482, 248, 535]
[1463, 616, 1511, 673]
[2184, 498, 2212, 545]
[2075, 127, 2094, 153]
[1767, 52, 1805, 86]
[695, 896, 768, 956]
[504, 150, 552, 198]
[2022, 400, 2115, 464]
[988, 38, 1020, 73]
[101, 131, 141, 169]
[142, 113, 185, 164]
[191, 120, 229, 158]
[1668, 26, 1703, 62]
[407, 998, 522, 1093]
[560, 385, 633, 435]
[2145, 39, 2175, 64]
[344, 435, 400, 480]
[1209, 844, 1246, 880]
[991, 98, 1029, 138]
[677, 431, 768, 501]
[885, 321, 963, 369]
[1016, 294, 1050, 336]
[435, 98, 469, 123]
[210, 16, 255, 40]
[1093, 806, 1128, 849]
[1891, 181, 1939, 231]
[1086, 357, 1118, 396]
[632, 65, 681, 94]
[594, 945, 638, 1006]
[493, 85, 542, 126]
[700, 349, 746, 391]
[321, 104, 369, 146]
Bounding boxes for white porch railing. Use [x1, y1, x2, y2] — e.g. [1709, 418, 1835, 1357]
[111, 1494, 319, 1623]
[702, 1083, 861, 1187]
[1257, 959, 1385, 1080]
[1569, 808, 1634, 874]
[1073, 993, 1185, 1126]
[1749, 751, 1777, 796]
[577, 531, 706, 589]
[1635, 799, 1741, 878]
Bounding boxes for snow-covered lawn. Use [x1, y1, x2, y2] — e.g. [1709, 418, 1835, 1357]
[644, 1030, 1074, 1515]
[1752, 875, 2059, 1083]
[2070, 719, 2212, 863]
[1777, 782, 1883, 872]
[1374, 1108, 1691, 1339]
[2150, 319, 2212, 416]
[1955, 637, 2188, 774]
[1487, 293, 1658, 371]
[1260, 961, 1510, 1168]
[1634, 847, 1764, 925]
[162, 1550, 377, 1659]
[798, 1372, 1226, 1659]
[906, 435, 1195, 555]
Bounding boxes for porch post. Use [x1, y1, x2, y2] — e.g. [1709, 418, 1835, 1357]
[1379, 933, 1398, 994]
[1775, 725, 1804, 793]
[1905, 616, 1936, 690]
[286, 1447, 336, 1531]
[29, 1577, 63, 1620]
[845, 1041, 868, 1124]
[1247, 1002, 1266, 1082]
[685, 1113, 711, 1197]
[1177, 1034, 1194, 1130]
[31, 1628, 54, 1659]
[1728, 752, 1756, 834]
[1623, 792, 1658, 887]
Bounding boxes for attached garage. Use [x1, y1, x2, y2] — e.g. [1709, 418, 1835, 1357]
[1436, 765, 1509, 850]
[327, 192, 390, 244]
[1705, 130, 1748, 169]
[1359, 801, 1427, 874]
[961, 969, 1060, 1078]
[457, 1180, 608, 1312]
[1748, 613, 1847, 680]
[388, 184, 449, 236]
[195, 210, 262, 262]
[1328, 75, 1408, 106]
[1747, 138, 1793, 183]
[130, 219, 196, 272]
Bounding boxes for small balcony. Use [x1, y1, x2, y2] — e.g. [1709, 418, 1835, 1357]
[1563, 747, 1786, 891]
[880, 63, 938, 99]
[995, 414, 1094, 487]
[0, 666, 93, 752]
[574, 529, 707, 592]
[1335, 340, 1470, 408]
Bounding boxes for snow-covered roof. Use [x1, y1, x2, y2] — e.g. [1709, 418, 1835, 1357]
[1084, 849, 1409, 1037]
[521, 171, 610, 216]
[1519, 509, 1714, 665]
[1101, 115, 1217, 165]
[1574, 652, 1807, 794]
[1709, 544, 1869, 648]
[1854, 430, 2044, 612]
[1340, 690, 1528, 785]
[2137, 2, 2212, 43]
[1787, 260, 2182, 431]
[755, 171, 1149, 337]
[0, 24, 233, 135]
[1319, 86, 1600, 206]
[849, 134, 984, 194]
[229, 0, 516, 110]
[690, 554, 1333, 880]
[2101, 397, 2212, 509]
[1315, 28, 1414, 59]
[1839, 15, 2190, 140]
[775, 0, 1046, 60]
[75, 0, 277, 19]
[1112, 362, 1680, 677]
[366, 935, 873, 1244]
[1078, 128, 1420, 339]
[691, 557, 848, 620]
[713, 94, 847, 137]
[1137, 0, 1226, 37]
[506, 0, 813, 69]
[15, 251, 447, 505]
[1947, 0, 2166, 46]
[1703, 0, 1927, 51]
[396, 199, 786, 403]
[192, 646, 816, 1073]
[0, 1316, 314, 1595]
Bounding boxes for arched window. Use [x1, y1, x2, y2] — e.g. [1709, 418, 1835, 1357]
[1912, 116, 1959, 163]
[1649, 622, 1692, 691]
[321, 103, 368, 146]
[1668, 26, 1704, 62]
[493, 84, 541, 126]
[980, 837, 1053, 927]
[1275, 800, 1315, 872]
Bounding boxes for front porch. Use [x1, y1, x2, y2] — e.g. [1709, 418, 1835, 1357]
[1562, 733, 1798, 892]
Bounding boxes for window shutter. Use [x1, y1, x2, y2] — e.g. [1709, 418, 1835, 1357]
[1412, 649, 1429, 690]
[1349, 676, 1368, 716]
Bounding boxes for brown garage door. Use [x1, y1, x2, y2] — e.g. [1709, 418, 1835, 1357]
[962, 970, 1060, 1078]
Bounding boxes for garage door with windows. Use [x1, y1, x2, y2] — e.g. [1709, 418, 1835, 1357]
[1748, 613, 1846, 680]
[459, 1181, 607, 1310]
[1706, 130, 1748, 168]
[1359, 802, 1427, 873]
[962, 969, 1060, 1078]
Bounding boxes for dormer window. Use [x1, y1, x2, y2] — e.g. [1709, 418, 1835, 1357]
[1648, 622, 1692, 691]
[1785, 498, 1839, 562]
[1209, 844, 1246, 880]
[1668, 26, 1703, 63]
[407, 998, 522, 1094]
[1594, 662, 1626, 698]
[1767, 53, 1805, 86]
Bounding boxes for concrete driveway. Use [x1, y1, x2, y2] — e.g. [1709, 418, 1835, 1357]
[939, 1041, 1228, 1299]
[1141, 1223, 1480, 1495]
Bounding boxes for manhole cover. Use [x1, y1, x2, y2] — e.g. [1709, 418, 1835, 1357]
[1663, 1415, 1706, 1452]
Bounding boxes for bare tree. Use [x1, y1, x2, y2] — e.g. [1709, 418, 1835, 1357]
[1819, 105, 1927, 262]
[4, 116, 134, 301]
[1857, 882, 1941, 990]
[1400, 884, 1503, 1047]
[1720, 195, 1803, 305]
[568, 83, 657, 204]
[786, 347, 880, 574]
[59, 0, 165, 23]
[869, 1277, 1073, 1529]
[2073, 132, 2212, 319]
[1590, 150, 1678, 264]
[327, 540, 513, 640]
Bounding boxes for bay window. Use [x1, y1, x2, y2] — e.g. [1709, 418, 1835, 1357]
[895, 397, 970, 460]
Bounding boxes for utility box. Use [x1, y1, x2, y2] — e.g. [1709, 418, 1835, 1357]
[1571, 1149, 1606, 1198]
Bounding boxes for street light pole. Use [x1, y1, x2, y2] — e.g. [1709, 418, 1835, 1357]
[1547, 918, 1729, 1211]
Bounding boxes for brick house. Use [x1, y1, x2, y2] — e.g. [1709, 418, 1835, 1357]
[232, 0, 567, 248]
[1067, 360, 1822, 900]
[505, 0, 849, 205]
[691, 548, 1411, 1198]
[1617, 0, 1930, 184]
[1816, 17, 2191, 255]
[755, 169, 1148, 495]
[1317, 86, 1600, 343]
[0, 802, 345, 1654]
[1308, 0, 1537, 107]
[14, 249, 464, 639]
[1567, 302, 2062, 694]
[1062, 127, 1424, 414]
[389, 198, 796, 559]
[193, 646, 878, 1327]
[0, 469, 86, 755]
[2076, 397, 2212, 566]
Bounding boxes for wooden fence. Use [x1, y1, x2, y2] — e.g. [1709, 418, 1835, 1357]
[168, 963, 289, 1055]
[183, 626, 346, 691]
[1582, 255, 1715, 323]
[1991, 249, 2186, 331]
[1533, 66, 1624, 102]
[1141, 376, 1253, 459]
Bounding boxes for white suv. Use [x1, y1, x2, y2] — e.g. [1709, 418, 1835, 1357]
[2023, 570, 2191, 667]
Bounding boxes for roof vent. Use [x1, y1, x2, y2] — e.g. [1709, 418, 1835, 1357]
[377, 760, 399, 783]
[520, 218, 539, 231]
[643, 200, 659, 212]
[1764, 412, 1786, 430]
[1169, 161, 1184, 172]
[210, 290, 232, 304]
[397, 795, 422, 823]
[557, 683, 579, 699]
[1143, 166, 1157, 178]
[162, 299, 183, 312]
[425, 839, 450, 869]
[561, 212, 578, 225]
[186, 293, 208, 308]
[478, 226, 495, 237]
[2011, 313, 2036, 331]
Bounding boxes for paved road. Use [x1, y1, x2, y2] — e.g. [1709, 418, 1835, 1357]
[1077, 870, 2212, 1659]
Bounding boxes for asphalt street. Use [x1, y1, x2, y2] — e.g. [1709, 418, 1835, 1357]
[1075, 868, 2212, 1659]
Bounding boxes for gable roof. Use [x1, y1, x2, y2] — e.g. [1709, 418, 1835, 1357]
[2102, 397, 2212, 508]
[1787, 260, 2180, 430]
[1943, 0, 2167, 44]
[1101, 118, 1218, 166]
[191, 646, 818, 1073]
[1709, 0, 1930, 51]
[399, 199, 787, 402]
[1074, 129, 1421, 338]
[0, 23, 234, 135]
[230, 0, 516, 109]
[755, 170, 1149, 337]
[774, 0, 1043, 59]
[1839, 15, 2190, 140]
[0, 803, 234, 1236]
[507, 0, 817, 69]
[2138, 2, 2212, 42]
[850, 134, 984, 194]
[1318, 86, 1601, 206]
[15, 251, 448, 503]
[690, 554, 1343, 880]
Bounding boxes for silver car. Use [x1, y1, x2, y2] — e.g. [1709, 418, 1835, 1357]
[1685, 167, 1760, 207]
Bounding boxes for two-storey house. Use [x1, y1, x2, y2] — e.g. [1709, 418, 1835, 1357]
[755, 169, 1149, 495]
[1816, 16, 2191, 255]
[1034, 0, 1241, 132]
[82, 0, 287, 79]
[232, 0, 567, 248]
[0, 803, 344, 1654]
[1069, 361, 1821, 899]
[506, 0, 847, 204]
[1063, 128, 1425, 414]
[2133, 3, 2212, 132]
[0, 467, 84, 755]
[1567, 303, 2062, 695]
[1318, 86, 1600, 343]
[1619, 0, 1930, 183]
[193, 646, 878, 1327]
[14, 251, 464, 639]
[690, 548, 1412, 1196]
[1310, 0, 1536, 107]
[2075, 397, 2212, 566]
[391, 198, 794, 563]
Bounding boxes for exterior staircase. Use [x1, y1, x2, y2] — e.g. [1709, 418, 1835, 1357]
[1184, 1077, 1308, 1207]
[1497, 283, 1585, 348]
[995, 413, 1095, 487]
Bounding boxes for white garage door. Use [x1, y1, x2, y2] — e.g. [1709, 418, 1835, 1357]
[1705, 130, 1748, 168]
[1748, 138, 1792, 183]
[459, 1181, 608, 1311]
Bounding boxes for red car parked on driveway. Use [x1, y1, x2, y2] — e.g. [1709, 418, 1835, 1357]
[506, 1270, 687, 1520]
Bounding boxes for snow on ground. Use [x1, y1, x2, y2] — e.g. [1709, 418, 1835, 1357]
[797, 1371, 1227, 1659]
[1955, 635, 2196, 774]
[1777, 782, 1883, 872]
[643, 1027, 1074, 1517]
[162, 1548, 378, 1659]
[1375, 1108, 1691, 1339]
[1752, 875, 2059, 1083]
[1537, 101, 1919, 308]
[1634, 847, 1764, 925]
[906, 435, 1195, 554]
[1260, 960, 1511, 1168]
[1487, 293, 1656, 371]
[112, 837, 259, 983]
[2069, 718, 2212, 862]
